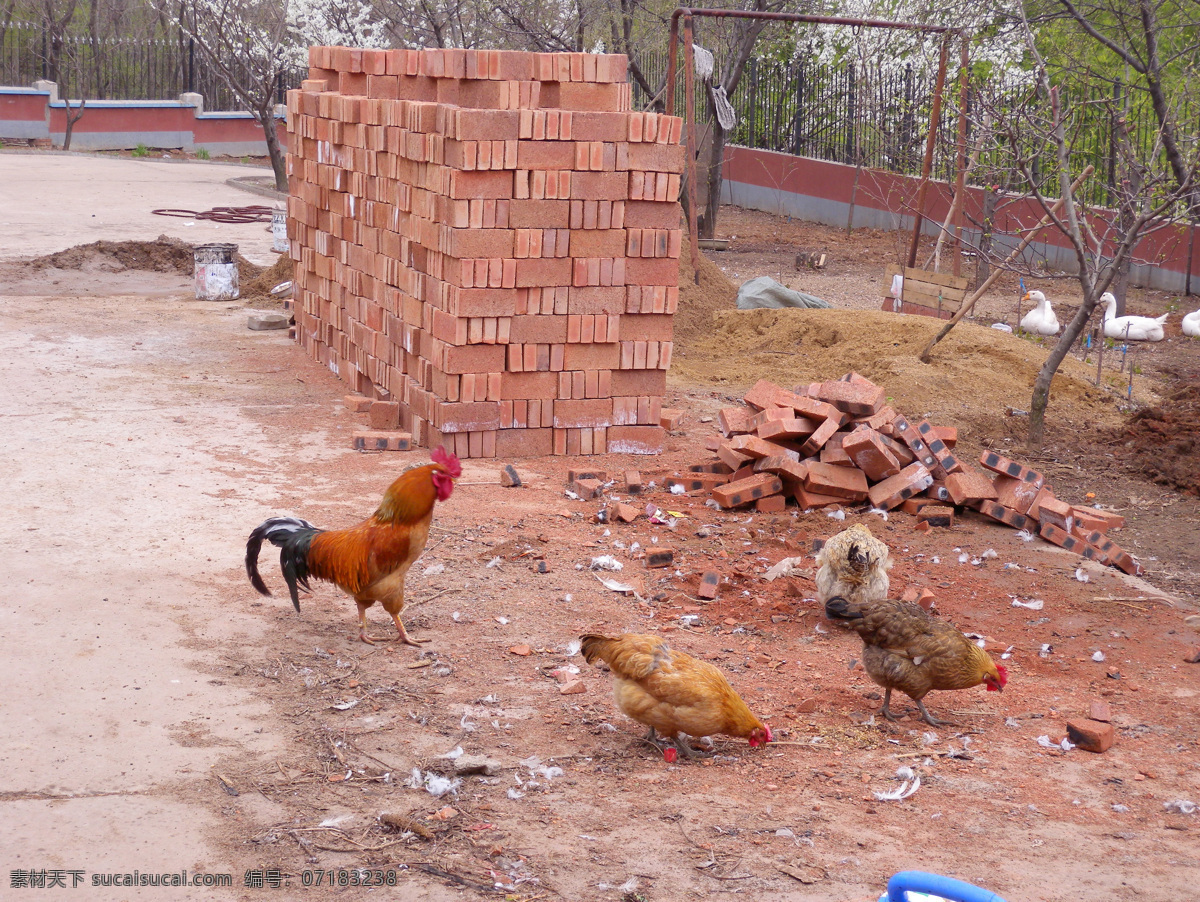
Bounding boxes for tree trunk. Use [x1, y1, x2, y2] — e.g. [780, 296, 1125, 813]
[260, 104, 288, 192]
[1028, 292, 1100, 448]
[697, 118, 726, 240]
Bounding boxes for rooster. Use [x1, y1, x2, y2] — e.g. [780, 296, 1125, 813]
[815, 523, 892, 607]
[246, 447, 461, 645]
[825, 596, 1007, 725]
[581, 633, 772, 761]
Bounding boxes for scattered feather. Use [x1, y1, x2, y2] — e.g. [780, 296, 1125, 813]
[1075, 567, 1089, 583]
[669, 483, 685, 495]
[765, 556, 806, 581]
[866, 507, 889, 520]
[1036, 735, 1075, 751]
[982, 548, 998, 560]
[564, 490, 580, 500]
[565, 638, 582, 657]
[826, 509, 846, 520]
[958, 553, 969, 564]
[589, 555, 624, 571]
[1016, 529, 1035, 541]
[486, 556, 503, 568]
[330, 699, 360, 711]
[422, 563, 445, 576]
[1092, 651, 1106, 662]
[595, 575, 636, 593]
[1164, 800, 1197, 815]
[873, 766, 920, 801]
[1011, 597, 1045, 610]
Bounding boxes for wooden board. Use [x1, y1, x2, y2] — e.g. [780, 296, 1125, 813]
[882, 264, 968, 314]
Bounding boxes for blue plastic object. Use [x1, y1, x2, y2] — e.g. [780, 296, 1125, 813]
[878, 870, 1008, 902]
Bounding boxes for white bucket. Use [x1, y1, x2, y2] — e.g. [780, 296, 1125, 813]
[194, 243, 239, 300]
[271, 209, 288, 253]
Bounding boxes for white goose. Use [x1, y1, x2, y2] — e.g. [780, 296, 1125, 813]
[1019, 290, 1060, 335]
[1183, 308, 1200, 338]
[1100, 292, 1167, 342]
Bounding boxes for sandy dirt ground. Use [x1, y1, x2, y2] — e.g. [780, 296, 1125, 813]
[1, 153, 1198, 902]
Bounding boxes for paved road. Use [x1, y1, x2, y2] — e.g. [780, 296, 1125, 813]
[0, 151, 282, 263]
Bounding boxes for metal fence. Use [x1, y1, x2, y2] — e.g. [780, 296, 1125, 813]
[0, 21, 305, 111]
[635, 49, 1183, 210]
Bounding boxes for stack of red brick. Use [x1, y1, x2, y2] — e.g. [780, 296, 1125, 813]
[676, 373, 1141, 575]
[285, 46, 684, 458]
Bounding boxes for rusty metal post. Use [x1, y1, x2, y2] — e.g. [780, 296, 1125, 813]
[950, 35, 970, 277]
[906, 34, 951, 268]
[666, 10, 682, 114]
[682, 14, 701, 284]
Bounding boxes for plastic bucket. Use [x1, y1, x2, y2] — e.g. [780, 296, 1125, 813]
[271, 209, 288, 253]
[194, 243, 239, 300]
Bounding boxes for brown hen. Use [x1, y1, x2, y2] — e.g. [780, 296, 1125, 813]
[581, 633, 772, 760]
[825, 596, 1007, 726]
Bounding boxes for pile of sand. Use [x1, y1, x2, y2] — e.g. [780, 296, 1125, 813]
[669, 303, 1146, 439]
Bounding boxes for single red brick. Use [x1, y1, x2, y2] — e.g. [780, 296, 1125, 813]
[1088, 700, 1112, 723]
[696, 571, 720, 600]
[756, 416, 819, 440]
[666, 474, 729, 493]
[977, 500, 1029, 530]
[1038, 521, 1087, 554]
[571, 477, 604, 499]
[916, 588, 936, 611]
[344, 394, 374, 413]
[711, 473, 784, 508]
[993, 472, 1045, 514]
[623, 469, 643, 494]
[1066, 719, 1115, 753]
[718, 406, 755, 436]
[743, 379, 786, 411]
[900, 497, 933, 516]
[889, 414, 938, 468]
[608, 501, 640, 523]
[917, 505, 955, 528]
[1107, 544, 1143, 576]
[820, 432, 854, 467]
[368, 401, 401, 430]
[876, 431, 916, 466]
[791, 485, 844, 509]
[500, 464, 522, 487]
[755, 494, 789, 513]
[717, 442, 753, 471]
[567, 468, 608, 482]
[753, 456, 809, 485]
[728, 434, 797, 461]
[1073, 507, 1126, 533]
[690, 461, 734, 475]
[866, 462, 934, 510]
[1026, 485, 1058, 522]
[1037, 496, 1076, 532]
[979, 449, 1044, 484]
[645, 547, 675, 568]
[945, 467, 1000, 505]
[804, 461, 870, 501]
[842, 426, 902, 481]
[812, 379, 885, 415]
[799, 418, 842, 457]
[606, 425, 663, 454]
[352, 430, 411, 451]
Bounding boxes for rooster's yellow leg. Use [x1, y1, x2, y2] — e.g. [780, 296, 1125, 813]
[389, 610, 428, 646]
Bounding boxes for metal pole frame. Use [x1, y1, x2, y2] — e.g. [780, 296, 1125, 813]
[666, 8, 967, 282]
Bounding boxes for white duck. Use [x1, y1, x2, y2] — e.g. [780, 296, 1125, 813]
[1183, 308, 1200, 337]
[1019, 290, 1060, 335]
[1100, 292, 1167, 342]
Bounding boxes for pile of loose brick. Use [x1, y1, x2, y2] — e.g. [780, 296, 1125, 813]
[680, 373, 1141, 575]
[285, 46, 685, 459]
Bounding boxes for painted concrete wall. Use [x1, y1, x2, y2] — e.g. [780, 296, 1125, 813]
[722, 145, 1199, 295]
[0, 82, 287, 156]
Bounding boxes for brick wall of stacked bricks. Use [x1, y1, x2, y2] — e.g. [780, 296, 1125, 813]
[284, 46, 686, 459]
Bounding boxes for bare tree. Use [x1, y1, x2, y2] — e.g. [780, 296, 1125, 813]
[980, 7, 1197, 449]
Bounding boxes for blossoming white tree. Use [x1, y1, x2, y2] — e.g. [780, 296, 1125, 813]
[164, 0, 388, 190]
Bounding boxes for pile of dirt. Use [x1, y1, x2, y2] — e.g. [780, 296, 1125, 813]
[30, 235, 196, 274]
[674, 232, 739, 345]
[1119, 381, 1200, 496]
[237, 252, 291, 303]
[670, 306, 1146, 441]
